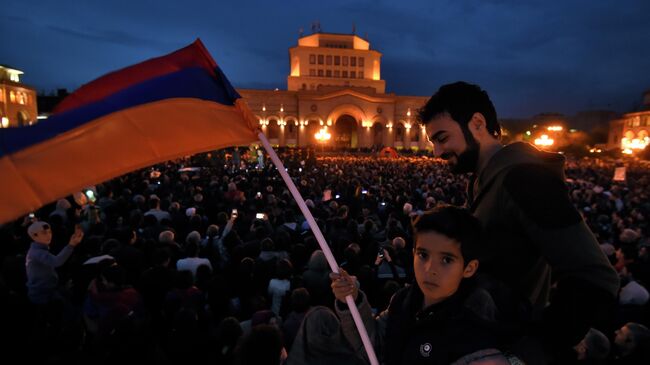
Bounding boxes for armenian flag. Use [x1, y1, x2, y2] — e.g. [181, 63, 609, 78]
[0, 39, 259, 224]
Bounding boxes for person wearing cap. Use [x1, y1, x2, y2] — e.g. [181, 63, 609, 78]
[25, 221, 83, 304]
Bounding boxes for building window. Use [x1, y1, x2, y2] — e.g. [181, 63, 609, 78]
[326, 55, 332, 65]
[343, 56, 348, 66]
[342, 70, 348, 78]
[334, 56, 340, 65]
[302, 83, 307, 90]
[9, 91, 16, 103]
[0, 90, 3, 102]
[350, 71, 356, 79]
[326, 70, 332, 77]
[633, 118, 641, 127]
[309, 54, 316, 64]
[310, 69, 316, 76]
[359, 71, 364, 79]
[318, 55, 324, 65]
[318, 69, 324, 77]
[18, 92, 26, 105]
[334, 70, 340, 78]
[350, 57, 356, 67]
[359, 57, 364, 67]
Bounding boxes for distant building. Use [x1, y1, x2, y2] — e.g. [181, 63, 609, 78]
[238, 32, 429, 150]
[0, 65, 37, 128]
[607, 90, 650, 151]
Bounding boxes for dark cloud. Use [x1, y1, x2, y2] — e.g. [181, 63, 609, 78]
[46, 25, 176, 50]
[1, 0, 649, 118]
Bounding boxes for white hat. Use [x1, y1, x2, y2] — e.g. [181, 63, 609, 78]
[28, 221, 50, 238]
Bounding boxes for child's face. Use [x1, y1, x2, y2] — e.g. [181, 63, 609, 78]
[414, 231, 478, 307]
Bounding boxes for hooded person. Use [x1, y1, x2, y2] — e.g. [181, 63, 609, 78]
[286, 306, 366, 365]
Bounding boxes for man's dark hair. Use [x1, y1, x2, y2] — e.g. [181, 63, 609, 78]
[418, 81, 501, 139]
[291, 288, 311, 313]
[412, 204, 484, 264]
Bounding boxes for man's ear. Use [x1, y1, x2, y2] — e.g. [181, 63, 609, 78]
[463, 259, 479, 278]
[469, 113, 486, 131]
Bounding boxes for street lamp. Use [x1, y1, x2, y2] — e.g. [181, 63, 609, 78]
[315, 127, 331, 153]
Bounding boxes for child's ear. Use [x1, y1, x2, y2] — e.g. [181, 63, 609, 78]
[462, 259, 479, 278]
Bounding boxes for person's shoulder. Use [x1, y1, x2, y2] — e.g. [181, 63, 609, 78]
[463, 287, 497, 321]
[501, 164, 581, 229]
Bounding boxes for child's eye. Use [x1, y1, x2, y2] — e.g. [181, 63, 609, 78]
[417, 252, 429, 260]
[437, 136, 448, 144]
[441, 256, 454, 264]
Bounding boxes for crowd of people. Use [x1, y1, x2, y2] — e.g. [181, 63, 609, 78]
[0, 80, 645, 364]
[0, 145, 647, 364]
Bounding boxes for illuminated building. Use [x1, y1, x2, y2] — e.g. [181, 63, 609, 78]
[0, 65, 37, 128]
[238, 31, 429, 149]
[608, 89, 650, 152]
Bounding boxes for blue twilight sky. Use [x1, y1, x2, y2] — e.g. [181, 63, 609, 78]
[2, 0, 649, 118]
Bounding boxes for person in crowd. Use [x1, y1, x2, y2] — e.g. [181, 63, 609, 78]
[286, 306, 366, 365]
[331, 205, 517, 364]
[144, 195, 171, 223]
[573, 328, 610, 364]
[419, 81, 619, 362]
[234, 324, 287, 365]
[176, 241, 212, 281]
[25, 221, 84, 304]
[611, 322, 650, 364]
[268, 258, 293, 315]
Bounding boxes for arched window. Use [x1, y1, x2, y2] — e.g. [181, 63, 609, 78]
[267, 119, 280, 139]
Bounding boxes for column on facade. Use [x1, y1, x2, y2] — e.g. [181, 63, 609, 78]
[384, 124, 393, 147]
[404, 125, 412, 149]
[279, 124, 286, 146]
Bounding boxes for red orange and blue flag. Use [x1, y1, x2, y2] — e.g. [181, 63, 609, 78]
[0, 39, 258, 224]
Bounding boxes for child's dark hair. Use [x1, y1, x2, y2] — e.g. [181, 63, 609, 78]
[412, 204, 483, 264]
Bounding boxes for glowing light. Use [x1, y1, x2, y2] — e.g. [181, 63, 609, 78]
[534, 134, 554, 146]
[547, 126, 563, 132]
[1, 117, 8, 128]
[386, 122, 393, 129]
[262, 105, 266, 112]
[259, 118, 269, 126]
[315, 127, 331, 142]
[621, 137, 649, 151]
[37, 115, 48, 120]
[280, 104, 284, 113]
[525, 131, 531, 136]
[622, 148, 633, 155]
[404, 122, 412, 130]
[327, 120, 332, 126]
[362, 120, 373, 128]
[406, 108, 411, 117]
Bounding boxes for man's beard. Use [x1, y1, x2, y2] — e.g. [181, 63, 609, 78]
[444, 130, 480, 174]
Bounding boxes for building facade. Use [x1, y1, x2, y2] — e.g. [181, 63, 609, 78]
[0, 65, 37, 128]
[607, 90, 650, 152]
[238, 32, 430, 150]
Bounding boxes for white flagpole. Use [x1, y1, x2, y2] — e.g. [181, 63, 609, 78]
[257, 131, 379, 365]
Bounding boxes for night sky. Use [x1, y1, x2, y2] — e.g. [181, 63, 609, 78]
[2, 0, 649, 118]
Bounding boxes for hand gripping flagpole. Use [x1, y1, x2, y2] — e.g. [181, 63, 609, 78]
[257, 131, 379, 365]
